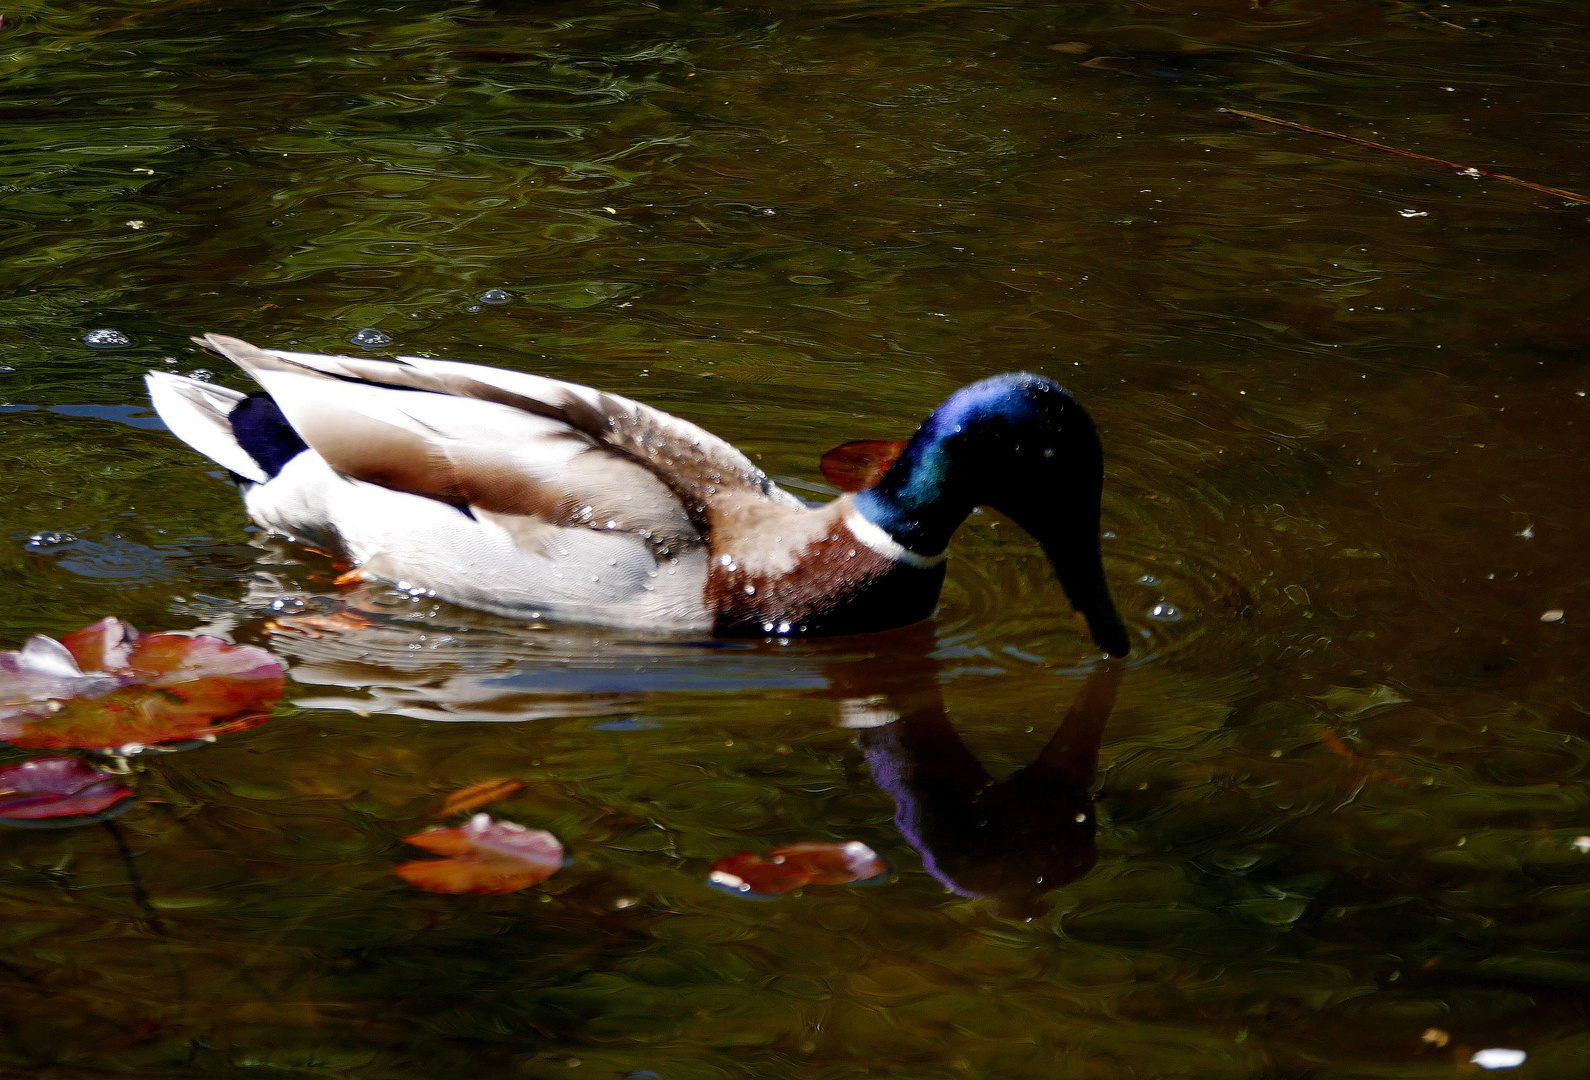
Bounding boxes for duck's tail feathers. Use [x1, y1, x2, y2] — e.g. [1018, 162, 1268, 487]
[192, 332, 395, 384]
[144, 371, 270, 484]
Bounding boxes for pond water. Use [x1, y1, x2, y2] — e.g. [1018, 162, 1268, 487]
[3, 1, 1589, 1076]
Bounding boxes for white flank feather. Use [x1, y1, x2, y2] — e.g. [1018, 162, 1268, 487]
[245, 453, 713, 628]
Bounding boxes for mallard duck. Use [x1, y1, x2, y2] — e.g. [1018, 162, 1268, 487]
[146, 334, 1129, 655]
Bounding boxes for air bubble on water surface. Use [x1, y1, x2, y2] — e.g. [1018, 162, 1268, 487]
[25, 531, 78, 551]
[82, 329, 131, 349]
[479, 289, 512, 304]
[350, 328, 392, 348]
[1148, 602, 1181, 621]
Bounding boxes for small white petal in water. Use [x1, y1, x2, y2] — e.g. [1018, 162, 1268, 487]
[1471, 1049, 1526, 1070]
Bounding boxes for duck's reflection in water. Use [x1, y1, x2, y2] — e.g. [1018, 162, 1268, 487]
[207, 565, 1120, 910]
[828, 626, 1122, 914]
[194, 563, 829, 722]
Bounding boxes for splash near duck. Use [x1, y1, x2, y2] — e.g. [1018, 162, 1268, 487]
[146, 334, 1129, 655]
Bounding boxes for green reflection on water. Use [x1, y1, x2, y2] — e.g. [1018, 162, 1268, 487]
[3, 0, 1590, 1076]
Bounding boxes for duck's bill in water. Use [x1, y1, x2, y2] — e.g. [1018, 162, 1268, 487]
[1041, 538, 1131, 658]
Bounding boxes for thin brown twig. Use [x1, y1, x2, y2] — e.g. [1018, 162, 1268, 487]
[1415, 9, 1489, 35]
[1220, 107, 1589, 204]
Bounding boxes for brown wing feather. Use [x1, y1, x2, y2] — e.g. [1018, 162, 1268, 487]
[193, 334, 798, 516]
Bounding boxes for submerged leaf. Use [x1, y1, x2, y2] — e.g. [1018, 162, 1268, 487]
[396, 813, 564, 895]
[0, 617, 284, 752]
[1314, 684, 1409, 718]
[0, 756, 135, 827]
[438, 778, 525, 818]
[266, 609, 375, 637]
[709, 841, 886, 897]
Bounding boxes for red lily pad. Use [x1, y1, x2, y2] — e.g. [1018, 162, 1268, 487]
[0, 617, 284, 753]
[819, 439, 906, 493]
[0, 756, 135, 828]
[708, 841, 887, 897]
[396, 813, 565, 895]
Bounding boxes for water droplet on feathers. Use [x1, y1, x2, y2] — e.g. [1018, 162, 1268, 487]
[1149, 603, 1181, 621]
[1137, 574, 1160, 586]
[82, 329, 131, 349]
[350, 328, 392, 348]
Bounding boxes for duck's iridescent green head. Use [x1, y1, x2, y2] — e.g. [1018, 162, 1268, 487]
[853, 373, 1130, 657]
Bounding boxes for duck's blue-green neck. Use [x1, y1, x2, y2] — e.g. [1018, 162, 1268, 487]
[853, 374, 1054, 555]
[850, 372, 1130, 659]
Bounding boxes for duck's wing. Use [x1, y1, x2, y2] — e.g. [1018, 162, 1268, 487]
[195, 333, 806, 522]
[195, 335, 729, 559]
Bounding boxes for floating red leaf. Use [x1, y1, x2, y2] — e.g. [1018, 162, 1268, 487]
[709, 841, 887, 896]
[396, 813, 564, 895]
[0, 617, 284, 752]
[819, 440, 906, 493]
[0, 756, 135, 827]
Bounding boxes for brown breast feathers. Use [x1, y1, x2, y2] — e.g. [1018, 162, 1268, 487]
[709, 514, 945, 636]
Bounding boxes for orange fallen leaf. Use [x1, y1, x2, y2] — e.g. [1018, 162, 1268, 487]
[438, 778, 525, 817]
[709, 841, 886, 897]
[396, 814, 563, 895]
[819, 440, 906, 492]
[265, 610, 374, 638]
